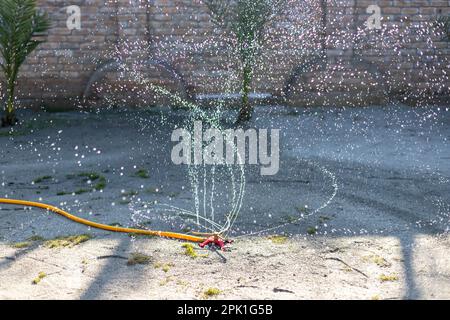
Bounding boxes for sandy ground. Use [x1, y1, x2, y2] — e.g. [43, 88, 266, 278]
[0, 104, 449, 299]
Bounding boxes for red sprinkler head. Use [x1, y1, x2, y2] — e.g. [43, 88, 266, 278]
[199, 234, 233, 251]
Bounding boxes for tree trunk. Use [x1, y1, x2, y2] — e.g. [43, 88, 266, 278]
[2, 81, 18, 127]
[236, 64, 253, 124]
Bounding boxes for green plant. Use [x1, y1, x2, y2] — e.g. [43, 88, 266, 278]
[11, 241, 30, 249]
[203, 287, 221, 298]
[182, 243, 208, 259]
[436, 16, 450, 41]
[205, 0, 286, 123]
[379, 273, 398, 282]
[0, 0, 50, 126]
[134, 169, 149, 179]
[33, 175, 52, 183]
[44, 234, 92, 248]
[31, 271, 46, 284]
[127, 252, 151, 266]
[267, 234, 288, 244]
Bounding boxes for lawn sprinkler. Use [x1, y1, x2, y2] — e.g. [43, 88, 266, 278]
[191, 231, 234, 251]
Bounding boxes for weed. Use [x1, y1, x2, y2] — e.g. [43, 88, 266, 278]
[44, 234, 92, 248]
[379, 273, 398, 282]
[127, 252, 151, 266]
[363, 255, 391, 268]
[11, 241, 31, 249]
[296, 206, 310, 213]
[33, 175, 52, 184]
[181, 243, 207, 259]
[267, 235, 288, 244]
[27, 235, 45, 242]
[32, 272, 47, 285]
[135, 169, 149, 179]
[203, 287, 221, 298]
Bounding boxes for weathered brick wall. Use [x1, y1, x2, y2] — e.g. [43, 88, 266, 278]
[1, 0, 449, 108]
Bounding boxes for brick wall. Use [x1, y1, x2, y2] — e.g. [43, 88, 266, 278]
[1, 0, 449, 108]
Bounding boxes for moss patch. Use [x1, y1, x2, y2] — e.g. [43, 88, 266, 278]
[74, 188, 91, 195]
[154, 262, 174, 273]
[379, 273, 399, 282]
[283, 214, 298, 224]
[61, 172, 107, 195]
[121, 190, 138, 197]
[134, 169, 149, 179]
[93, 177, 107, 190]
[307, 226, 317, 235]
[32, 272, 47, 285]
[11, 241, 31, 249]
[33, 175, 52, 184]
[296, 205, 310, 214]
[182, 243, 207, 259]
[145, 187, 159, 194]
[27, 235, 45, 242]
[44, 234, 92, 248]
[363, 255, 391, 268]
[127, 252, 151, 266]
[267, 235, 288, 244]
[203, 287, 221, 299]
[78, 172, 101, 181]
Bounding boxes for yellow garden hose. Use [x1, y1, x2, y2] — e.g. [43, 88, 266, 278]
[0, 198, 205, 243]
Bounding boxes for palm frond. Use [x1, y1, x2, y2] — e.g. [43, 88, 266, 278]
[0, 0, 50, 122]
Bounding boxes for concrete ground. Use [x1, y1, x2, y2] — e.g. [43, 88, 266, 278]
[0, 103, 449, 299]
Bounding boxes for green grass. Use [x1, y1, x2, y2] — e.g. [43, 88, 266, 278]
[134, 169, 149, 179]
[296, 206, 310, 214]
[11, 241, 31, 249]
[127, 252, 151, 266]
[27, 235, 45, 242]
[57, 173, 107, 196]
[32, 272, 47, 285]
[267, 235, 288, 244]
[203, 287, 221, 298]
[93, 177, 107, 190]
[155, 262, 174, 273]
[65, 172, 107, 191]
[121, 190, 138, 197]
[33, 175, 52, 184]
[379, 273, 399, 282]
[363, 255, 391, 268]
[44, 234, 92, 248]
[78, 172, 101, 181]
[181, 243, 207, 259]
[74, 188, 91, 195]
[0, 128, 27, 137]
[145, 187, 159, 194]
[283, 214, 298, 224]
